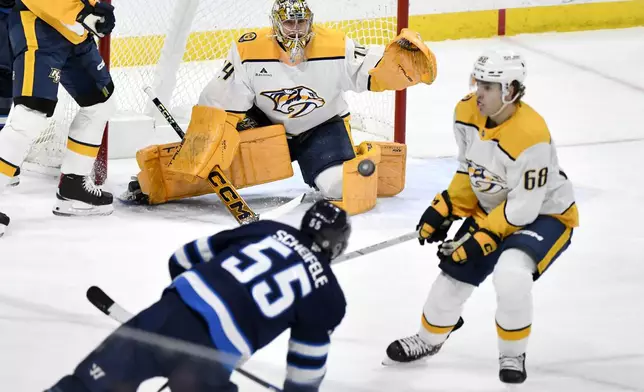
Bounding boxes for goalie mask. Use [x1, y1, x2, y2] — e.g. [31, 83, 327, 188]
[270, 0, 314, 63]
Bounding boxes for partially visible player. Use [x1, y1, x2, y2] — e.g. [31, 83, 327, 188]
[125, 0, 436, 216]
[0, 0, 116, 237]
[0, 0, 12, 131]
[47, 200, 351, 392]
[0, 0, 12, 234]
[383, 49, 579, 385]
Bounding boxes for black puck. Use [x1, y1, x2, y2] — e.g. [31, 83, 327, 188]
[357, 159, 376, 177]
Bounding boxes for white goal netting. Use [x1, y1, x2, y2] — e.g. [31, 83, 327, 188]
[25, 0, 402, 172]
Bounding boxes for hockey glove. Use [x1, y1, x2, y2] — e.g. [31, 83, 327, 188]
[77, 1, 115, 38]
[438, 229, 500, 264]
[417, 191, 456, 245]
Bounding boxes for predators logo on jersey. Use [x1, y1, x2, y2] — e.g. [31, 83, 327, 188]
[261, 86, 325, 118]
[467, 160, 507, 194]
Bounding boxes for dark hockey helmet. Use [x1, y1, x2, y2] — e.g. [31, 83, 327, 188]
[301, 200, 351, 261]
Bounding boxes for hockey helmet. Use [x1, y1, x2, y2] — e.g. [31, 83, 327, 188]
[471, 49, 527, 104]
[270, 0, 314, 63]
[301, 200, 351, 261]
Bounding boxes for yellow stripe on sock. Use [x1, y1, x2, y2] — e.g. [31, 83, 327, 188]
[20, 11, 38, 97]
[67, 137, 100, 158]
[0, 157, 19, 177]
[496, 322, 531, 341]
[421, 314, 456, 335]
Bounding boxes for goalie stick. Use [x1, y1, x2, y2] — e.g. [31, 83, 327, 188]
[86, 286, 283, 392]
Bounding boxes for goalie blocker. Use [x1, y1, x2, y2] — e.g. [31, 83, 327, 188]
[134, 105, 407, 216]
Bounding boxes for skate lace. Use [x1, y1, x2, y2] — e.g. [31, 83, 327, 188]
[499, 354, 524, 371]
[82, 176, 103, 197]
[399, 335, 432, 357]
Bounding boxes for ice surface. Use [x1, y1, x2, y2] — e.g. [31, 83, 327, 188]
[1, 28, 644, 392]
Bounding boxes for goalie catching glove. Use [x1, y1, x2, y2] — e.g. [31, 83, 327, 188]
[369, 28, 437, 91]
[417, 191, 457, 245]
[77, 1, 116, 38]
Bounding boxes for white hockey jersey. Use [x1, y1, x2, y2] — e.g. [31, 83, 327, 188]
[198, 26, 384, 136]
[446, 94, 579, 239]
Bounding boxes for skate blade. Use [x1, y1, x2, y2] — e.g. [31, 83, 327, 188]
[53, 199, 114, 217]
[503, 383, 523, 391]
[7, 177, 19, 187]
[381, 356, 430, 367]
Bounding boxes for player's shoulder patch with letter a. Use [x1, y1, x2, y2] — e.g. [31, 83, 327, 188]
[239, 32, 257, 43]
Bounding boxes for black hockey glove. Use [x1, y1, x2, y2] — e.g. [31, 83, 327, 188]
[77, 1, 115, 38]
[416, 190, 457, 245]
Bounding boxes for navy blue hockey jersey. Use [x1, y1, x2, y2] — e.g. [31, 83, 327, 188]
[165, 220, 347, 391]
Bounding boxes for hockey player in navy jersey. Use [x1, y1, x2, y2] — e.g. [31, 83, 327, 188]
[47, 200, 351, 392]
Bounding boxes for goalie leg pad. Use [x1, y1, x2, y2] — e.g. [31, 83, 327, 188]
[372, 141, 407, 196]
[167, 105, 241, 179]
[136, 143, 214, 205]
[331, 142, 381, 215]
[225, 125, 293, 188]
[136, 125, 293, 204]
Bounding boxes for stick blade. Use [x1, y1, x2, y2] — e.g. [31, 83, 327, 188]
[86, 285, 114, 315]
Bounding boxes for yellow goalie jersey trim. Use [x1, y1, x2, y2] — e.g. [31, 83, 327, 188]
[236, 26, 345, 64]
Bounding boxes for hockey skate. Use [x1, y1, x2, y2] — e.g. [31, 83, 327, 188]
[7, 176, 19, 187]
[118, 177, 150, 205]
[0, 211, 9, 237]
[53, 174, 114, 216]
[382, 317, 464, 366]
[499, 353, 527, 384]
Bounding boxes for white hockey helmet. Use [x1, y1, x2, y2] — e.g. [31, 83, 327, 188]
[471, 49, 527, 104]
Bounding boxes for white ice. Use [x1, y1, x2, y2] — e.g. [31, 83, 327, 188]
[1, 27, 644, 392]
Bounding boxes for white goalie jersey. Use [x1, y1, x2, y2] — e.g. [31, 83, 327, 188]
[198, 26, 384, 135]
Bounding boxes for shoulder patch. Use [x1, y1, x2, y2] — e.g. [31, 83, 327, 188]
[238, 32, 257, 43]
[461, 93, 475, 102]
[454, 94, 481, 125]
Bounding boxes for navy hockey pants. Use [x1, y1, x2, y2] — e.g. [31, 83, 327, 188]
[439, 215, 573, 286]
[9, 8, 113, 116]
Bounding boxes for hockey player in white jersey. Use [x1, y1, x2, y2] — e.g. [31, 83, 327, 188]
[383, 49, 579, 385]
[126, 0, 437, 216]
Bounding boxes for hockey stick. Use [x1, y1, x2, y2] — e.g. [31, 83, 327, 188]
[86, 286, 283, 392]
[143, 87, 258, 224]
[143, 87, 185, 138]
[332, 231, 472, 265]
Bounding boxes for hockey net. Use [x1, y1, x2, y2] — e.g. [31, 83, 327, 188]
[23, 0, 408, 178]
